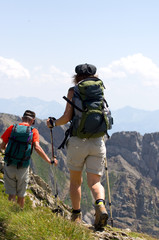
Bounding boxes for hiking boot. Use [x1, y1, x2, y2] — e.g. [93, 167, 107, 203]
[94, 203, 108, 230]
[71, 212, 82, 223]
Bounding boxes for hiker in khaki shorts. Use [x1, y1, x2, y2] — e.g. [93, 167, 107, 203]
[47, 64, 109, 230]
[0, 110, 57, 208]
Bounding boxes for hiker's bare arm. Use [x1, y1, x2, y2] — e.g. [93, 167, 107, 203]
[0, 140, 7, 152]
[47, 88, 74, 127]
[33, 141, 58, 166]
[55, 88, 74, 125]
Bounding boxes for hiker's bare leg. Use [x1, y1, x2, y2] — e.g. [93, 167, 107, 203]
[17, 196, 25, 208]
[8, 194, 16, 202]
[87, 172, 105, 200]
[69, 170, 82, 210]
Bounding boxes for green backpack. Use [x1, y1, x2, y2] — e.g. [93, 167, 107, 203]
[71, 77, 113, 138]
[60, 77, 113, 146]
[4, 124, 33, 168]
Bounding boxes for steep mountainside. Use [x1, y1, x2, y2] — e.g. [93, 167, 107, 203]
[106, 132, 159, 237]
[0, 113, 159, 238]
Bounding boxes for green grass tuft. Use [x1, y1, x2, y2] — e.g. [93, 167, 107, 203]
[0, 184, 94, 240]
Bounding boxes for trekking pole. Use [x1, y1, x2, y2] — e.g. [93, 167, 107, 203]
[105, 157, 113, 227]
[50, 127, 58, 211]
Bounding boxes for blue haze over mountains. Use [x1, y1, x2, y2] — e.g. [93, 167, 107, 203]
[0, 96, 159, 135]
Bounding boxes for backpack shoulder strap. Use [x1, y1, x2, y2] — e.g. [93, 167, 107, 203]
[12, 124, 17, 133]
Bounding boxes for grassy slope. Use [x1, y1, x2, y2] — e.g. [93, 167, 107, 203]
[0, 170, 158, 240]
[0, 184, 94, 240]
[0, 183, 158, 240]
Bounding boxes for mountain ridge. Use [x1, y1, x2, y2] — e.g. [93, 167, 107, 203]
[0, 96, 159, 134]
[0, 96, 64, 119]
[110, 106, 159, 135]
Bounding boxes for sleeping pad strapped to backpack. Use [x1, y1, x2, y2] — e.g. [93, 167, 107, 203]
[4, 124, 34, 168]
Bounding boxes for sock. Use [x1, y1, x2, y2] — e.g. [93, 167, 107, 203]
[72, 209, 81, 214]
[95, 199, 105, 205]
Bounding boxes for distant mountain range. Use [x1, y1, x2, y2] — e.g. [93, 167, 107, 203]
[110, 106, 159, 135]
[0, 96, 64, 119]
[0, 97, 159, 135]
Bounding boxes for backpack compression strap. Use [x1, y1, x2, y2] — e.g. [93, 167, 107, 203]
[63, 96, 87, 112]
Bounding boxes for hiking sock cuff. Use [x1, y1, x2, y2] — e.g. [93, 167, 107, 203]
[72, 209, 81, 214]
[95, 199, 105, 205]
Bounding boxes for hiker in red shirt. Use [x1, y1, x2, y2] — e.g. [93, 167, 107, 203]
[0, 110, 58, 208]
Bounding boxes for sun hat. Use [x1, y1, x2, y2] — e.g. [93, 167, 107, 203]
[75, 63, 97, 76]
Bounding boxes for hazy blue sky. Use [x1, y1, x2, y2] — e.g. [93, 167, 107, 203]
[0, 0, 159, 111]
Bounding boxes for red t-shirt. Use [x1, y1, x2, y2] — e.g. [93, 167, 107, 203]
[1, 123, 39, 144]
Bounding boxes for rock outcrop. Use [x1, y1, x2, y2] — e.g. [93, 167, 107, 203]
[106, 131, 159, 237]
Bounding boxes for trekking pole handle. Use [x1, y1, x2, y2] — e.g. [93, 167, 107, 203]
[49, 117, 56, 128]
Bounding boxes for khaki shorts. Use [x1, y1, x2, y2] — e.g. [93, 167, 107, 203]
[66, 136, 106, 175]
[3, 164, 29, 197]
